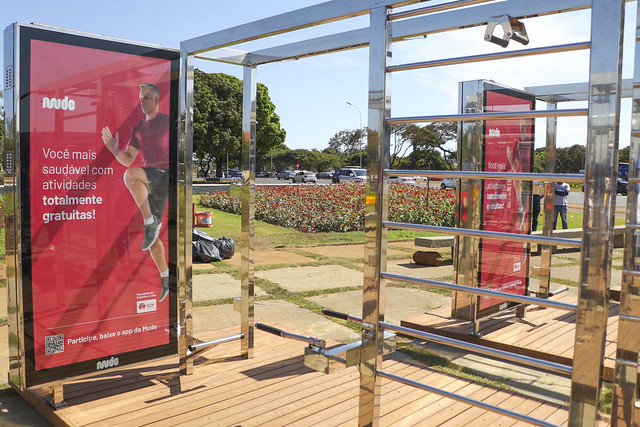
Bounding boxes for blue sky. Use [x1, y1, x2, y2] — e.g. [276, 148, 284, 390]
[3, 1, 637, 153]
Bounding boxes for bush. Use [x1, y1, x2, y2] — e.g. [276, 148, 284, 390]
[199, 183, 455, 233]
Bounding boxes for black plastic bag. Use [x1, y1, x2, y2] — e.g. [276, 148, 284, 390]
[192, 240, 222, 263]
[191, 229, 235, 263]
[212, 237, 235, 259]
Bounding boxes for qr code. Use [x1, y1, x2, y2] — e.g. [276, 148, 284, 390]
[45, 334, 64, 355]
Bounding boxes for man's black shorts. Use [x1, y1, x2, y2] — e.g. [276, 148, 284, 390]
[143, 167, 169, 220]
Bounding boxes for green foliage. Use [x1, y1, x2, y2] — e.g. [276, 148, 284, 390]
[619, 146, 630, 163]
[193, 70, 286, 177]
[556, 144, 586, 173]
[399, 122, 457, 170]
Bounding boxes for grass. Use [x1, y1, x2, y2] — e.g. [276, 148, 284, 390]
[194, 207, 430, 250]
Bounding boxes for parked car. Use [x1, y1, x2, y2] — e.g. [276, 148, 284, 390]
[339, 167, 367, 183]
[292, 171, 317, 183]
[231, 171, 243, 182]
[331, 171, 340, 183]
[277, 170, 292, 180]
[440, 178, 456, 189]
[582, 178, 628, 195]
[388, 176, 416, 185]
[316, 172, 332, 180]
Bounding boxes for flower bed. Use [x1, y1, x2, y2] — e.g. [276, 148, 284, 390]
[199, 183, 455, 233]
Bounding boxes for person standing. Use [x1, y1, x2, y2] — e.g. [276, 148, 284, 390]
[553, 181, 570, 230]
[101, 83, 170, 302]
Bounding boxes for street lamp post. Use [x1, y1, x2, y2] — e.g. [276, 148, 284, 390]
[346, 101, 363, 167]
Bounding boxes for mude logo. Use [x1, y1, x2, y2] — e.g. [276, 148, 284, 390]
[42, 96, 76, 111]
[96, 356, 119, 370]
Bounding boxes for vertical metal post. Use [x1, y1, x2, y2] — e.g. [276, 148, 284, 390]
[539, 102, 557, 297]
[241, 65, 256, 359]
[358, 6, 391, 426]
[452, 80, 483, 324]
[4, 23, 25, 390]
[178, 50, 194, 375]
[612, 2, 640, 424]
[569, 0, 625, 424]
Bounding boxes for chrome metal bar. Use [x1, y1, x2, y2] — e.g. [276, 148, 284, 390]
[359, 6, 392, 425]
[388, 108, 587, 125]
[621, 269, 640, 276]
[322, 309, 363, 324]
[383, 169, 584, 183]
[255, 323, 326, 348]
[186, 0, 589, 65]
[381, 271, 578, 312]
[241, 66, 257, 359]
[188, 334, 245, 352]
[389, 0, 495, 20]
[377, 369, 561, 427]
[549, 286, 570, 297]
[380, 322, 572, 376]
[179, 51, 195, 376]
[570, 0, 625, 422]
[383, 222, 582, 248]
[388, 42, 590, 73]
[619, 314, 640, 323]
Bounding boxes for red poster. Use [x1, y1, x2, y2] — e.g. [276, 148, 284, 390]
[479, 90, 533, 312]
[23, 30, 177, 378]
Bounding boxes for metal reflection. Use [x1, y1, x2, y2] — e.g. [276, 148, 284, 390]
[569, 0, 625, 423]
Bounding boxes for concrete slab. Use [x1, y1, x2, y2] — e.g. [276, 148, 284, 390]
[256, 265, 363, 292]
[221, 250, 315, 268]
[193, 273, 267, 301]
[549, 264, 622, 288]
[307, 288, 451, 325]
[303, 244, 406, 259]
[193, 300, 360, 343]
[385, 259, 454, 281]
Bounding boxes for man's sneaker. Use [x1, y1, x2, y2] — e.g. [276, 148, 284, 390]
[142, 216, 161, 251]
[159, 276, 169, 302]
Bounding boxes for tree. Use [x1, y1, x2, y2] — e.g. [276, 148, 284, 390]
[556, 144, 586, 173]
[402, 122, 457, 170]
[256, 83, 287, 173]
[389, 124, 412, 169]
[619, 146, 630, 164]
[327, 129, 364, 157]
[193, 70, 286, 178]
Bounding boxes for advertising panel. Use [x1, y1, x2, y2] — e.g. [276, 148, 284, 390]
[478, 85, 534, 316]
[18, 26, 179, 385]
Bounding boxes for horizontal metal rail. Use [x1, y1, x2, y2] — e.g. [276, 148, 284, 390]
[389, 0, 497, 21]
[380, 322, 572, 376]
[387, 108, 587, 125]
[256, 322, 327, 348]
[384, 222, 582, 248]
[381, 272, 578, 312]
[384, 169, 584, 183]
[388, 41, 590, 73]
[322, 309, 363, 323]
[377, 369, 560, 427]
[188, 333, 244, 352]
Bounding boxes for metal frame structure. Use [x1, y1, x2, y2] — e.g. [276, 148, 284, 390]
[179, 0, 638, 424]
[180, 0, 640, 425]
[2, 0, 634, 424]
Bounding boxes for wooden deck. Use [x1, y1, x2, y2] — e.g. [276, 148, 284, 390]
[17, 325, 571, 426]
[401, 293, 619, 381]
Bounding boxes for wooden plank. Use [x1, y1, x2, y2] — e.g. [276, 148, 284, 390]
[15, 324, 570, 426]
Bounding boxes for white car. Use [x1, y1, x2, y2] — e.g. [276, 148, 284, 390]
[388, 176, 416, 185]
[440, 178, 457, 189]
[339, 167, 367, 183]
[292, 171, 317, 183]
